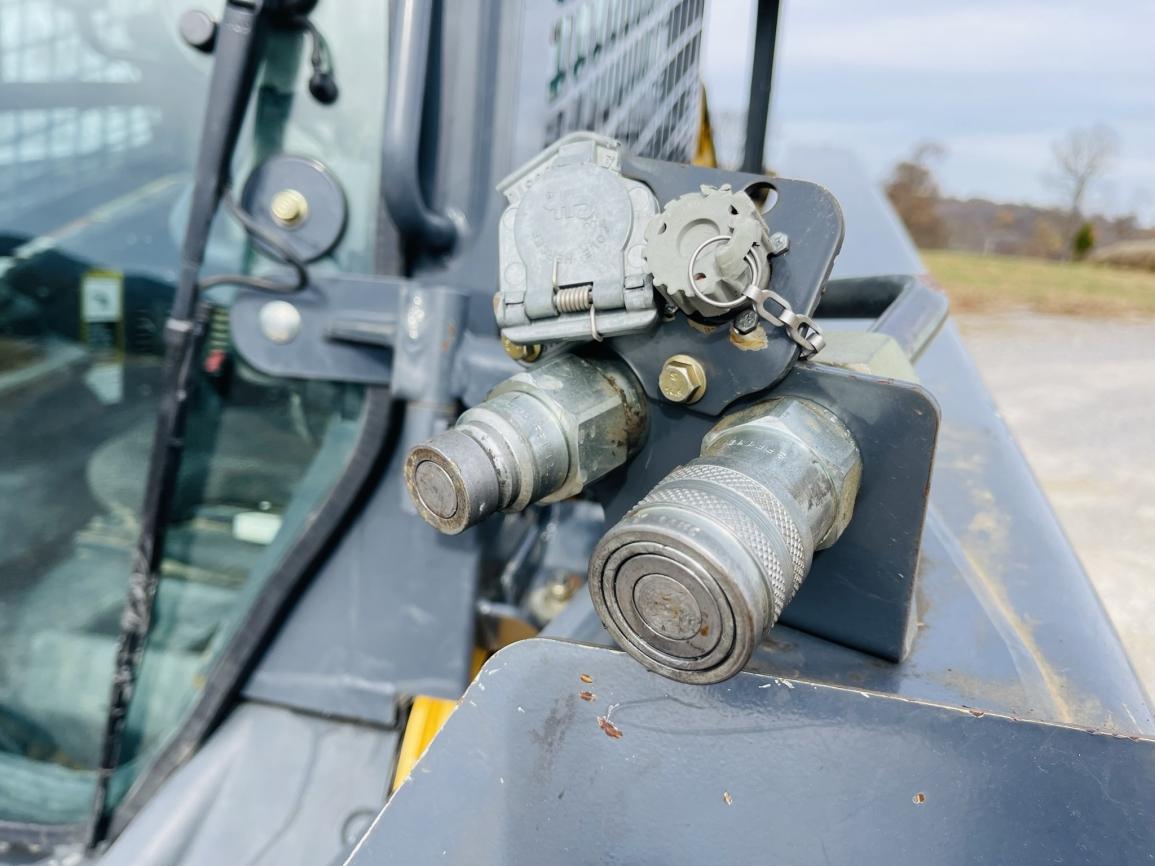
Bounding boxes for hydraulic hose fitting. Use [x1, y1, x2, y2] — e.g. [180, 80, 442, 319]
[405, 354, 648, 534]
[588, 397, 862, 684]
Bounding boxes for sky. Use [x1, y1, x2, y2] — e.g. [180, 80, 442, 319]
[701, 0, 1155, 223]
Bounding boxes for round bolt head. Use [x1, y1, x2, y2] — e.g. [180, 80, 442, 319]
[501, 335, 542, 363]
[258, 300, 301, 344]
[270, 188, 309, 227]
[768, 231, 790, 255]
[179, 9, 217, 52]
[659, 354, 707, 404]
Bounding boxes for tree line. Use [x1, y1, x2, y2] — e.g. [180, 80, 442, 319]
[884, 126, 1148, 260]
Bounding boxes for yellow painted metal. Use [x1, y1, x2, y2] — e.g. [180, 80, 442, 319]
[390, 649, 488, 793]
[692, 83, 718, 168]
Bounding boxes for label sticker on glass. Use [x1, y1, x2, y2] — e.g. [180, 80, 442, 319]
[80, 270, 125, 404]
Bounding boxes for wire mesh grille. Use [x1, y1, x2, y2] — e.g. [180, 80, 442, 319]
[542, 0, 705, 162]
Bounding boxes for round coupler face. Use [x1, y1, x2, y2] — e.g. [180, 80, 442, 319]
[589, 494, 778, 685]
[404, 430, 504, 535]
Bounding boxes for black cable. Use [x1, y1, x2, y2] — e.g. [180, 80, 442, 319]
[292, 15, 338, 104]
[197, 190, 310, 293]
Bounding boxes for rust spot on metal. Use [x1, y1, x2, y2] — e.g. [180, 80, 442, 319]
[601, 368, 648, 447]
[722, 791, 733, 806]
[912, 792, 926, 805]
[729, 323, 768, 352]
[579, 691, 596, 702]
[597, 716, 623, 739]
[685, 318, 718, 335]
[959, 513, 1080, 724]
[937, 440, 1088, 726]
[579, 673, 593, 684]
[763, 634, 796, 653]
[967, 708, 985, 718]
[698, 624, 710, 637]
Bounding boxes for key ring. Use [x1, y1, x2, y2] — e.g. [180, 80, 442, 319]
[686, 234, 826, 359]
[685, 235, 763, 311]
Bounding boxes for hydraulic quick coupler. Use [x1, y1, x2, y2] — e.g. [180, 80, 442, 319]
[588, 397, 862, 684]
[405, 354, 648, 534]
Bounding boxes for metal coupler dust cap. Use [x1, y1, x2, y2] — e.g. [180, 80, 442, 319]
[588, 397, 862, 684]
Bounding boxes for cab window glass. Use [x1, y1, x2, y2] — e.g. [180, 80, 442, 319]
[0, 0, 386, 824]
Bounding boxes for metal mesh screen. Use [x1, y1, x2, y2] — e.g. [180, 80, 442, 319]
[541, 0, 705, 162]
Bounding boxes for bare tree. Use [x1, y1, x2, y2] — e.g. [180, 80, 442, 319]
[885, 142, 948, 249]
[1050, 125, 1119, 220]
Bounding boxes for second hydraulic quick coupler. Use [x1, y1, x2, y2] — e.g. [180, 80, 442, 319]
[404, 354, 648, 534]
[588, 397, 862, 684]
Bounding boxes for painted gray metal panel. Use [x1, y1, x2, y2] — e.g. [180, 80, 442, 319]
[758, 321, 1154, 730]
[776, 146, 925, 279]
[244, 462, 482, 723]
[355, 639, 1155, 865]
[99, 702, 396, 866]
[915, 322, 1154, 729]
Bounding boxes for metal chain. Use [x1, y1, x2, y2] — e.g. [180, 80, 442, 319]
[686, 235, 826, 359]
[742, 284, 826, 359]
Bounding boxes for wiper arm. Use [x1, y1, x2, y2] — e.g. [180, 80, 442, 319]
[86, 0, 271, 848]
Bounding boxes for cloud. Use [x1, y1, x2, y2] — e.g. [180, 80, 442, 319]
[701, 0, 1155, 221]
[778, 2, 1154, 77]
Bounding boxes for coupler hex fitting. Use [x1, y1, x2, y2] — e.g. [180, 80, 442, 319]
[405, 354, 648, 534]
[588, 397, 862, 684]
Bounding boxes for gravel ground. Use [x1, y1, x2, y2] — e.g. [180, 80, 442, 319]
[956, 313, 1155, 700]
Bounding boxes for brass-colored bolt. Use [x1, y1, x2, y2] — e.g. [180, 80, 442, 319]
[270, 188, 309, 227]
[502, 335, 542, 363]
[547, 574, 579, 602]
[659, 354, 707, 404]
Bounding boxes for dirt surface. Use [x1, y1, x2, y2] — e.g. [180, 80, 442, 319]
[956, 313, 1155, 700]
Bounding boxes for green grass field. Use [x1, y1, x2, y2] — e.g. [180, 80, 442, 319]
[921, 250, 1155, 317]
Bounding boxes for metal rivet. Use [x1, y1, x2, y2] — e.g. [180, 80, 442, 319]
[270, 188, 309, 227]
[658, 354, 707, 404]
[258, 300, 301, 344]
[501, 335, 542, 363]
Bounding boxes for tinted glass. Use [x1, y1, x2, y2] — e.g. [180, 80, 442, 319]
[0, 0, 386, 824]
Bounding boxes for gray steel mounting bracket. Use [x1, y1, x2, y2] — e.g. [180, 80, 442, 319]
[592, 361, 940, 662]
[232, 275, 521, 400]
[613, 156, 844, 415]
[231, 274, 404, 384]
